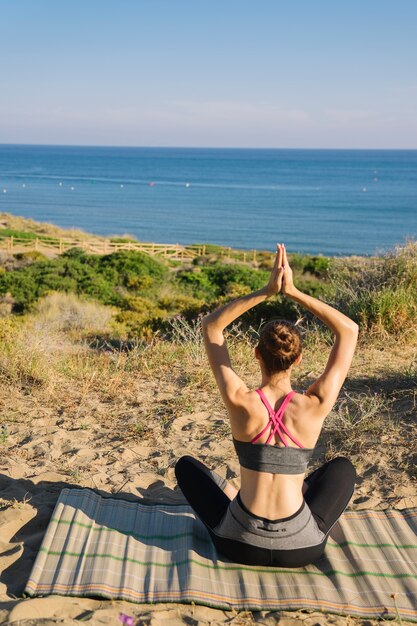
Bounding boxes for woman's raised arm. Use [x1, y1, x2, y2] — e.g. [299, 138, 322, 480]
[282, 245, 358, 415]
[202, 244, 284, 406]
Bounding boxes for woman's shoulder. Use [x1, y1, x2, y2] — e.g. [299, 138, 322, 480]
[229, 386, 325, 416]
[287, 389, 330, 418]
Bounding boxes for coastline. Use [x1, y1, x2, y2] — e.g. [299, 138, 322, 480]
[0, 211, 402, 260]
[1, 145, 416, 257]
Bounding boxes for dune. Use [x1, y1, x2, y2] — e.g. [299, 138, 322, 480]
[0, 237, 416, 624]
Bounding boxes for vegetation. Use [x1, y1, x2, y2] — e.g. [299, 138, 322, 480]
[0, 219, 415, 549]
[331, 241, 417, 337]
[0, 228, 57, 240]
[1, 232, 416, 343]
[0, 242, 334, 337]
[0, 248, 169, 313]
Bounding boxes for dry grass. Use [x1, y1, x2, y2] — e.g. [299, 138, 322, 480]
[33, 292, 115, 335]
[0, 293, 114, 391]
[0, 295, 415, 626]
[0, 211, 107, 241]
[331, 241, 417, 338]
[0, 293, 415, 510]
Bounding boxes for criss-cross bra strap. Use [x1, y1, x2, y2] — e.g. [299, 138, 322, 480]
[269, 391, 305, 448]
[266, 391, 297, 446]
[250, 389, 276, 444]
[252, 389, 304, 449]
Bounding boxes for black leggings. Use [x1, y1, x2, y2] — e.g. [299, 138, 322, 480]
[175, 456, 356, 567]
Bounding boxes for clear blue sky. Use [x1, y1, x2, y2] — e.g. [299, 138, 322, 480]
[1, 0, 416, 148]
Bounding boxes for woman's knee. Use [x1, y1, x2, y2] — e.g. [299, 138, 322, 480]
[327, 456, 356, 482]
[174, 455, 197, 482]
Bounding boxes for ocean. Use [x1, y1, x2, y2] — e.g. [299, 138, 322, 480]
[0, 144, 416, 256]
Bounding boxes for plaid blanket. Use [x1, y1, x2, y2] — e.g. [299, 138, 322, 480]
[25, 488, 417, 621]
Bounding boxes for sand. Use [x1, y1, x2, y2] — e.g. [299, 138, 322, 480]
[1, 343, 416, 625]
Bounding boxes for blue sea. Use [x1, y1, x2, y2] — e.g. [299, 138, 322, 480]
[0, 144, 416, 256]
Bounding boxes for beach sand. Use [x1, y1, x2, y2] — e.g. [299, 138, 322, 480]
[0, 335, 416, 625]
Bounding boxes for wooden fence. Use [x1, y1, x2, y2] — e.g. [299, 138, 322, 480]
[0, 235, 264, 263]
[0, 236, 207, 260]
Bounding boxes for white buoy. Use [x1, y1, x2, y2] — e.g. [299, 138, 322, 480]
[70, 186, 75, 191]
[362, 187, 367, 192]
[2, 189, 7, 194]
[59, 182, 63, 187]
[185, 183, 190, 188]
[120, 184, 124, 188]
[22, 183, 26, 188]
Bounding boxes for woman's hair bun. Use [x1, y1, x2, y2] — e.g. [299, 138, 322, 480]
[257, 320, 302, 374]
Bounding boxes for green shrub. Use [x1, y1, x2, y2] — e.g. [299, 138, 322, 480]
[176, 268, 217, 299]
[61, 247, 86, 259]
[157, 293, 203, 317]
[178, 263, 269, 300]
[14, 251, 48, 263]
[205, 264, 269, 295]
[224, 282, 252, 299]
[343, 286, 416, 336]
[236, 296, 302, 329]
[332, 242, 417, 336]
[113, 299, 167, 339]
[303, 256, 332, 277]
[0, 250, 169, 312]
[109, 237, 138, 243]
[0, 229, 42, 240]
[95, 250, 167, 285]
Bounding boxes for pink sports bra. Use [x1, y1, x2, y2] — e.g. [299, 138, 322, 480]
[232, 389, 314, 475]
[251, 389, 304, 448]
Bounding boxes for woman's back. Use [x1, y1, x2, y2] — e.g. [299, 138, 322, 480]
[230, 387, 325, 519]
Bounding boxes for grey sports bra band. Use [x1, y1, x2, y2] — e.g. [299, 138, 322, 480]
[233, 438, 314, 474]
[232, 389, 315, 475]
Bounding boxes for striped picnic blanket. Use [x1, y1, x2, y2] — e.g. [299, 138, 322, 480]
[25, 488, 417, 621]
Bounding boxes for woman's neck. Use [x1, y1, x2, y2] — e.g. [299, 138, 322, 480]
[260, 370, 292, 393]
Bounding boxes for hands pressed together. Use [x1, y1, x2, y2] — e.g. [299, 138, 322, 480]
[265, 243, 295, 297]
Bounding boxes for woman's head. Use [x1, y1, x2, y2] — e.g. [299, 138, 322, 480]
[257, 320, 302, 375]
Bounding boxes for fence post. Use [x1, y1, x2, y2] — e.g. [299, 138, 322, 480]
[253, 249, 256, 263]
[202, 245, 206, 256]
[59, 239, 63, 254]
[35, 238, 39, 251]
[10, 236, 13, 253]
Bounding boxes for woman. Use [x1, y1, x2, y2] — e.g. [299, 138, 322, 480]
[175, 244, 358, 567]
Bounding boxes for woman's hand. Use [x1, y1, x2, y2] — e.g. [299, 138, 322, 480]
[282, 244, 296, 296]
[265, 244, 285, 296]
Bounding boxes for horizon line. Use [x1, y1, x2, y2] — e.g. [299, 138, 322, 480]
[1, 142, 417, 151]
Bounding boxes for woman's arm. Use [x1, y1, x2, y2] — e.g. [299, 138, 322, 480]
[202, 245, 284, 406]
[282, 245, 358, 415]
